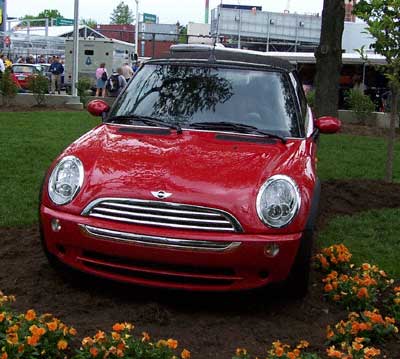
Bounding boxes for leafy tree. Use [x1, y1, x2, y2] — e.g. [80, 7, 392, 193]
[177, 22, 187, 44]
[80, 18, 98, 29]
[314, 0, 345, 118]
[110, 1, 134, 25]
[21, 9, 62, 26]
[354, 0, 400, 182]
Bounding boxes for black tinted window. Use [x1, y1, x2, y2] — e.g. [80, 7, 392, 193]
[109, 63, 301, 137]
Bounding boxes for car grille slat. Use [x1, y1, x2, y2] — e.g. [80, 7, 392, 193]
[82, 198, 243, 232]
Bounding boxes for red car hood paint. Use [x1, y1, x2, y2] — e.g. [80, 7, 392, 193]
[48, 124, 316, 233]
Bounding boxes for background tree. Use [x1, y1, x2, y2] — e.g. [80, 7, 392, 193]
[354, 0, 400, 182]
[314, 0, 345, 118]
[110, 1, 134, 25]
[21, 9, 62, 26]
[80, 18, 98, 29]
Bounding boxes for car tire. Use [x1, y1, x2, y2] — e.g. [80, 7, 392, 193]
[283, 229, 313, 299]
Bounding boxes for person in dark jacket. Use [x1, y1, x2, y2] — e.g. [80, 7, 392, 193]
[49, 57, 64, 94]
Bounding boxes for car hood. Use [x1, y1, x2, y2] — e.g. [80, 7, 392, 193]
[59, 125, 315, 232]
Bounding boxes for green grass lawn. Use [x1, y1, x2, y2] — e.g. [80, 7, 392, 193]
[317, 134, 400, 181]
[0, 111, 100, 227]
[317, 208, 400, 277]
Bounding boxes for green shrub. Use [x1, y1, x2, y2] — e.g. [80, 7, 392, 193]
[306, 89, 315, 109]
[28, 74, 49, 106]
[345, 89, 376, 124]
[0, 69, 18, 106]
[76, 77, 92, 107]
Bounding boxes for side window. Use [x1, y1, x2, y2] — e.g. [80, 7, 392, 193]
[289, 71, 308, 118]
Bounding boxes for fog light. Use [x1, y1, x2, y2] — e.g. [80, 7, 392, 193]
[264, 243, 280, 257]
[51, 218, 61, 232]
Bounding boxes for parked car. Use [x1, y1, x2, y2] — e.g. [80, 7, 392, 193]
[11, 64, 45, 89]
[39, 45, 341, 297]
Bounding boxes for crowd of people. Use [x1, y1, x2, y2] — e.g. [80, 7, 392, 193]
[95, 62, 140, 98]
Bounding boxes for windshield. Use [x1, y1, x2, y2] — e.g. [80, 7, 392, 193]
[108, 63, 302, 137]
[12, 65, 39, 74]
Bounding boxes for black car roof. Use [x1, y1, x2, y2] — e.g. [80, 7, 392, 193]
[149, 45, 294, 72]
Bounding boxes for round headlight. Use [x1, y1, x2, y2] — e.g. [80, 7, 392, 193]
[48, 156, 84, 205]
[256, 175, 301, 228]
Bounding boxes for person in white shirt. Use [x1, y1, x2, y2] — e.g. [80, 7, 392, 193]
[0, 54, 5, 75]
[121, 63, 134, 81]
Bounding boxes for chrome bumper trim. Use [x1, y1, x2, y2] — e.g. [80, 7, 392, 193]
[79, 224, 242, 252]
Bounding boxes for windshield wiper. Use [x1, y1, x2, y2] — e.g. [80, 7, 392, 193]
[190, 121, 287, 144]
[108, 115, 182, 134]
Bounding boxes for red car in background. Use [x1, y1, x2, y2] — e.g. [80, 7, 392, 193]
[11, 64, 44, 89]
[39, 45, 341, 297]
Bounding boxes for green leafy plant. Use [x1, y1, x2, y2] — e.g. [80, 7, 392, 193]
[27, 74, 49, 106]
[345, 89, 376, 125]
[306, 90, 315, 109]
[0, 69, 18, 106]
[76, 77, 92, 107]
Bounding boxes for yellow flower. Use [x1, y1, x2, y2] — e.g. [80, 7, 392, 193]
[25, 309, 36, 321]
[69, 327, 77, 336]
[57, 339, 68, 350]
[94, 330, 106, 342]
[167, 338, 178, 349]
[111, 332, 121, 341]
[181, 349, 191, 359]
[82, 337, 94, 347]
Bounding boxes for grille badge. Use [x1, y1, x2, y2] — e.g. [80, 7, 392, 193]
[151, 190, 172, 200]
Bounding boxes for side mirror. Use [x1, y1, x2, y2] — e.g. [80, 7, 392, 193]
[314, 116, 341, 134]
[87, 100, 110, 118]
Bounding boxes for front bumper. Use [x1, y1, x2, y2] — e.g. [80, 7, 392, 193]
[41, 205, 302, 291]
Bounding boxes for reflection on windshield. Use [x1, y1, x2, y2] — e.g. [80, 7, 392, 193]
[109, 64, 301, 137]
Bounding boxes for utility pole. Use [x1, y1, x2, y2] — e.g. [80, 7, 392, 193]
[72, 0, 79, 97]
[135, 0, 139, 58]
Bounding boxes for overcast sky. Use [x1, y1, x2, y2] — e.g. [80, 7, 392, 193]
[7, 0, 324, 25]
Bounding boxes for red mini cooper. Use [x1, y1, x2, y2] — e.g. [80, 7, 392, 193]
[40, 45, 340, 297]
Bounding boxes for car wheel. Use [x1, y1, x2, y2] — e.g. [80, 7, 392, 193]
[283, 228, 313, 299]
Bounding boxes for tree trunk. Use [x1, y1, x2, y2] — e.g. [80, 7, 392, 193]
[385, 87, 398, 183]
[314, 0, 345, 118]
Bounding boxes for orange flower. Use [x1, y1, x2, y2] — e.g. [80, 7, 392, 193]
[236, 348, 247, 356]
[394, 286, 400, 293]
[364, 311, 384, 324]
[167, 338, 178, 349]
[27, 335, 40, 346]
[297, 340, 309, 349]
[318, 255, 329, 268]
[326, 346, 343, 358]
[362, 263, 371, 271]
[324, 284, 333, 292]
[117, 342, 125, 351]
[1, 353, 8, 359]
[275, 346, 284, 357]
[352, 341, 363, 351]
[6, 333, 19, 345]
[94, 331, 106, 342]
[111, 332, 121, 341]
[69, 327, 77, 336]
[354, 337, 364, 343]
[7, 324, 19, 333]
[46, 321, 58, 332]
[112, 323, 125, 332]
[82, 337, 94, 347]
[25, 309, 36, 321]
[142, 332, 150, 342]
[181, 349, 191, 359]
[57, 339, 68, 350]
[29, 325, 46, 336]
[0, 313, 4, 322]
[326, 327, 335, 339]
[90, 347, 99, 358]
[363, 347, 381, 356]
[357, 287, 369, 299]
[287, 352, 296, 359]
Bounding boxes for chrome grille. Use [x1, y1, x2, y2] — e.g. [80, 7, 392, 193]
[82, 198, 243, 232]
